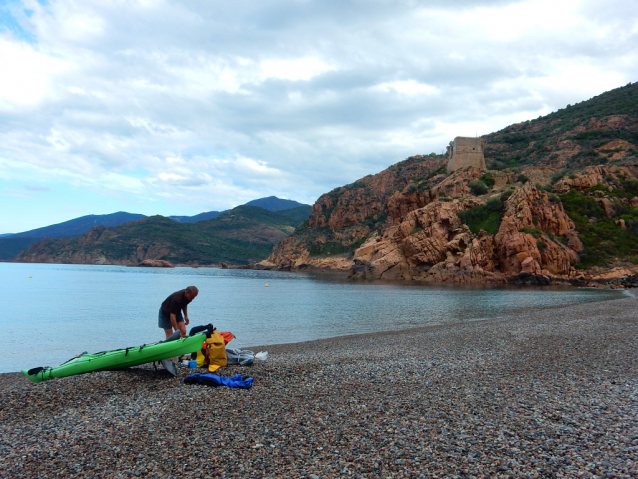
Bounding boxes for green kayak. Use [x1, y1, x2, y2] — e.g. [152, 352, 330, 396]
[22, 333, 206, 383]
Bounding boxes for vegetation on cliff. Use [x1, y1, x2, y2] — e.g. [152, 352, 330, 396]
[457, 197, 503, 235]
[559, 189, 638, 268]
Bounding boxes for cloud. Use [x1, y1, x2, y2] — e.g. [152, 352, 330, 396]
[260, 58, 335, 81]
[156, 172, 208, 187]
[2, 189, 34, 198]
[0, 38, 68, 109]
[0, 0, 637, 229]
[23, 184, 51, 191]
[373, 81, 439, 96]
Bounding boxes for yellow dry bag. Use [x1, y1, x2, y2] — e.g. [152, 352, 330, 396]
[195, 329, 227, 372]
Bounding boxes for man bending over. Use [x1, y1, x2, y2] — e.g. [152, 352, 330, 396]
[159, 286, 199, 339]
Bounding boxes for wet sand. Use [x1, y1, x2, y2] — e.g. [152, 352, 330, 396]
[1, 293, 637, 478]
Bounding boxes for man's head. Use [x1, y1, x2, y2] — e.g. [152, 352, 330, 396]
[185, 285, 199, 300]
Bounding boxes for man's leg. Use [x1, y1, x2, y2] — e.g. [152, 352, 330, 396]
[159, 308, 174, 339]
[164, 328, 183, 342]
[177, 320, 187, 338]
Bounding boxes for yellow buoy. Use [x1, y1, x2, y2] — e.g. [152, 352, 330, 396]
[265, 284, 269, 287]
[29, 276, 32, 278]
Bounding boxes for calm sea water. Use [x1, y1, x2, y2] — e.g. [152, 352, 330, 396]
[0, 263, 628, 373]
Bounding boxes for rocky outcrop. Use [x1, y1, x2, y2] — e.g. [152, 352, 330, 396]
[494, 184, 580, 277]
[261, 155, 446, 270]
[600, 198, 617, 218]
[348, 183, 580, 282]
[619, 275, 638, 288]
[350, 198, 504, 282]
[263, 145, 638, 282]
[308, 155, 445, 231]
[137, 259, 174, 268]
[221, 262, 255, 269]
[260, 236, 354, 272]
[592, 267, 634, 280]
[552, 165, 634, 193]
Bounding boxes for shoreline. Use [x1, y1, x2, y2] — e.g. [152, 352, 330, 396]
[4, 259, 638, 289]
[0, 287, 630, 376]
[0, 288, 633, 377]
[2, 294, 638, 477]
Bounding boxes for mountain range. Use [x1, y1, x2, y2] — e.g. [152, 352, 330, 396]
[0, 197, 309, 262]
[15, 205, 311, 266]
[167, 197, 305, 223]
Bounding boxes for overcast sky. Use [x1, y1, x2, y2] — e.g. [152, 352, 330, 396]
[1, 0, 637, 233]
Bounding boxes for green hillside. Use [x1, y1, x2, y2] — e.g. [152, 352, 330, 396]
[0, 237, 40, 261]
[270, 205, 313, 226]
[484, 82, 638, 169]
[198, 205, 310, 242]
[14, 206, 311, 265]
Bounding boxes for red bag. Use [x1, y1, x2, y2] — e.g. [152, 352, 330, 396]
[219, 332, 235, 344]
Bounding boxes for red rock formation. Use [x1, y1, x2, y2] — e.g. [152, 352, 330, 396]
[137, 259, 174, 268]
[494, 184, 580, 276]
[265, 144, 638, 282]
[552, 165, 633, 193]
[264, 155, 446, 270]
[600, 198, 617, 218]
[308, 155, 444, 231]
[350, 196, 502, 282]
[349, 183, 581, 282]
[260, 236, 354, 272]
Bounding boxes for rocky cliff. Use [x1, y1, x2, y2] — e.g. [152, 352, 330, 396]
[264, 166, 587, 281]
[351, 182, 578, 282]
[257, 154, 446, 271]
[260, 166, 638, 283]
[264, 162, 638, 282]
[261, 83, 638, 283]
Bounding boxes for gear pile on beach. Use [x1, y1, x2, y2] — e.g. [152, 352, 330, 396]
[1, 295, 637, 478]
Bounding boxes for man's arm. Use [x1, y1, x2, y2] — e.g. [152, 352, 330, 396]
[183, 304, 190, 326]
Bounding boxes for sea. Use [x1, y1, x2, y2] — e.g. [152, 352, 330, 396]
[0, 262, 630, 374]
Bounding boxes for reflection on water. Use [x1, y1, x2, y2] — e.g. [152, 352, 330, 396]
[0, 263, 626, 373]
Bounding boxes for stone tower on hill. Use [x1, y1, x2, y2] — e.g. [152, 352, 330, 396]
[446, 137, 486, 173]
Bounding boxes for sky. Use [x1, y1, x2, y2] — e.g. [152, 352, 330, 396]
[1, 0, 637, 234]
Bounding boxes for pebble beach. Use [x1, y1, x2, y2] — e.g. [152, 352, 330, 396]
[1, 293, 637, 478]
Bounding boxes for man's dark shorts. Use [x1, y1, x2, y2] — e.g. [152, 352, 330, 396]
[158, 307, 184, 330]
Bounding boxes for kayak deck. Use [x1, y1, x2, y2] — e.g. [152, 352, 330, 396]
[22, 333, 205, 383]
